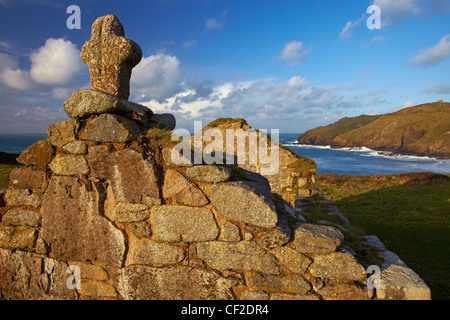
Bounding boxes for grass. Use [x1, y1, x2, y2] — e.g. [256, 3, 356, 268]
[0, 163, 21, 189]
[287, 157, 317, 174]
[204, 118, 249, 129]
[318, 172, 450, 300]
[298, 114, 381, 143]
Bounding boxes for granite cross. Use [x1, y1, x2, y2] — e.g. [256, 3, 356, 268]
[80, 14, 142, 100]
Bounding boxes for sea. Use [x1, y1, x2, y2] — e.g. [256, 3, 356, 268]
[1, 133, 449, 176]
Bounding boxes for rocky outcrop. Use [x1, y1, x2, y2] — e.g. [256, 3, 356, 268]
[0, 14, 430, 301]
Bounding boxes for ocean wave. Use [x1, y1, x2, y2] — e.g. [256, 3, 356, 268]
[370, 153, 441, 162]
[283, 143, 332, 149]
[285, 143, 446, 162]
[339, 146, 374, 152]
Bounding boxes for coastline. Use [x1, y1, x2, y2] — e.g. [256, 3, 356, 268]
[285, 142, 450, 161]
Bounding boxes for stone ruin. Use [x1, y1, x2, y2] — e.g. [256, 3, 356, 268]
[0, 15, 430, 300]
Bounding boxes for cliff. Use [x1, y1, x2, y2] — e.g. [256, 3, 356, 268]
[297, 101, 450, 159]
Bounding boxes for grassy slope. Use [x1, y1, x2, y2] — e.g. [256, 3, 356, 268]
[318, 172, 450, 300]
[336, 102, 450, 156]
[0, 163, 21, 189]
[297, 114, 380, 145]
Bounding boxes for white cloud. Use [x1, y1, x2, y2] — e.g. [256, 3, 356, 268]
[360, 36, 385, 48]
[137, 74, 374, 133]
[0, 41, 10, 50]
[407, 34, 450, 67]
[205, 10, 227, 31]
[0, 52, 18, 71]
[0, 104, 67, 133]
[0, 0, 64, 8]
[30, 38, 82, 85]
[0, 38, 82, 91]
[287, 76, 309, 88]
[372, 0, 450, 27]
[182, 39, 198, 49]
[423, 83, 450, 95]
[358, 66, 373, 77]
[372, 0, 420, 27]
[0, 68, 34, 90]
[131, 53, 184, 102]
[402, 100, 415, 109]
[52, 87, 71, 100]
[339, 21, 354, 40]
[278, 41, 311, 66]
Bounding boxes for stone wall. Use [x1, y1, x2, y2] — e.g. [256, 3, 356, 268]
[0, 110, 430, 300]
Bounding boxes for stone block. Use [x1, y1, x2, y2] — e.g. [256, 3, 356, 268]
[376, 251, 431, 300]
[107, 202, 150, 223]
[68, 262, 109, 281]
[61, 140, 88, 155]
[290, 223, 344, 254]
[270, 293, 320, 300]
[150, 113, 176, 131]
[49, 154, 90, 176]
[78, 280, 117, 298]
[317, 282, 373, 300]
[196, 241, 280, 274]
[89, 148, 160, 206]
[47, 118, 80, 148]
[257, 218, 291, 250]
[185, 165, 232, 183]
[151, 205, 219, 242]
[163, 170, 208, 206]
[4, 188, 41, 208]
[0, 225, 37, 250]
[3, 208, 41, 227]
[8, 167, 47, 191]
[131, 239, 185, 266]
[63, 89, 130, 118]
[16, 139, 54, 170]
[41, 175, 126, 267]
[246, 272, 311, 294]
[219, 221, 242, 241]
[87, 144, 113, 179]
[0, 248, 77, 299]
[118, 265, 235, 300]
[81, 113, 140, 143]
[309, 252, 367, 281]
[270, 247, 312, 274]
[210, 181, 278, 228]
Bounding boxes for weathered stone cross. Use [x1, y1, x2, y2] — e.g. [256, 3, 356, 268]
[80, 14, 142, 100]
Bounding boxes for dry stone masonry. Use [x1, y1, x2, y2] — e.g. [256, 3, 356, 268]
[0, 14, 430, 300]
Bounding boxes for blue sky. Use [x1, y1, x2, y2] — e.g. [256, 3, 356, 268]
[0, 0, 449, 133]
